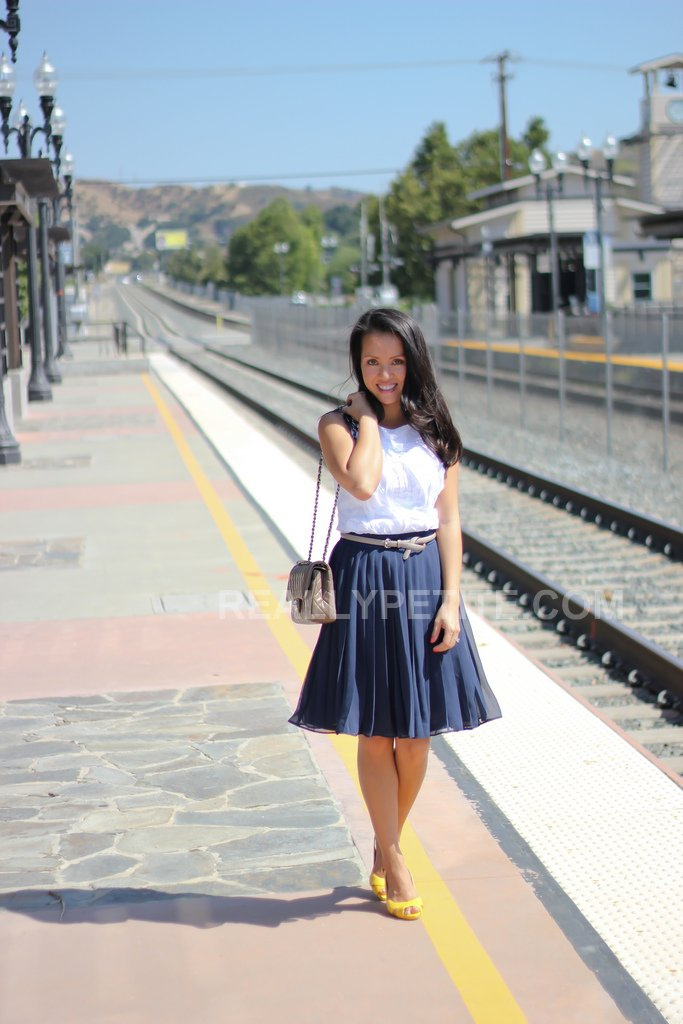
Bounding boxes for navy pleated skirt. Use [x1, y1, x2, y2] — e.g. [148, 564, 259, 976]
[288, 532, 502, 738]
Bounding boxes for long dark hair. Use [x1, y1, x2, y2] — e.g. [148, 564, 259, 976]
[349, 307, 462, 467]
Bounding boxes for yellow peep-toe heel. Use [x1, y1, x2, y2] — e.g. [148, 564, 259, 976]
[369, 840, 387, 901]
[386, 895, 423, 921]
[369, 871, 387, 902]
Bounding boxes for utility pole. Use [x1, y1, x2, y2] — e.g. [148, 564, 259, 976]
[359, 200, 368, 290]
[482, 50, 518, 182]
[379, 195, 390, 290]
[482, 49, 520, 313]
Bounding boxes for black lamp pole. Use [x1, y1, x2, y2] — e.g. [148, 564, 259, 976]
[55, 163, 73, 358]
[37, 196, 60, 382]
[51, 137, 73, 360]
[0, 1, 19, 62]
[529, 148, 568, 323]
[0, 2, 21, 462]
[0, 52, 63, 399]
[577, 135, 617, 457]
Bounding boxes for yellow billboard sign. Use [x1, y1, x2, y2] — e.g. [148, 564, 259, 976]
[155, 229, 188, 251]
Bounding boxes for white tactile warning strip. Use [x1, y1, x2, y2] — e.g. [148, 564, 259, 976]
[152, 352, 683, 1024]
[150, 352, 340, 560]
[446, 615, 683, 1024]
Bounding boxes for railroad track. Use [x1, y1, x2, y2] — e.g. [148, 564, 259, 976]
[119, 284, 683, 776]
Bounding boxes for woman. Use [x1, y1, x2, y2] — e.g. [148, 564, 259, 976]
[289, 308, 501, 921]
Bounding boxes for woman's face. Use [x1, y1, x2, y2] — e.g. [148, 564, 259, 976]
[360, 331, 407, 409]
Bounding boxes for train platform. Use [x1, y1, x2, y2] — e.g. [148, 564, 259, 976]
[1, 341, 681, 1024]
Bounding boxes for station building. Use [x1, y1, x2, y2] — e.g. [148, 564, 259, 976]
[429, 54, 683, 323]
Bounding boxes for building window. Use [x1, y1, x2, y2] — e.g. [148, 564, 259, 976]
[632, 272, 652, 302]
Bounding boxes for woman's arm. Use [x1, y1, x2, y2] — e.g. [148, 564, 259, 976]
[318, 392, 382, 500]
[431, 463, 462, 652]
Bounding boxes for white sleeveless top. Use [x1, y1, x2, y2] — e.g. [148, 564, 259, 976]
[336, 423, 446, 535]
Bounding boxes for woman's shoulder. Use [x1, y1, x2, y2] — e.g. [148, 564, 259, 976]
[319, 406, 356, 434]
[319, 406, 345, 427]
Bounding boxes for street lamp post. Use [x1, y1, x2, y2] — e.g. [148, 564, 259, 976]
[0, 1, 20, 62]
[0, 4, 20, 462]
[577, 134, 618, 456]
[320, 234, 337, 295]
[529, 148, 569, 441]
[528, 148, 568, 326]
[54, 150, 74, 358]
[273, 241, 289, 295]
[0, 51, 63, 399]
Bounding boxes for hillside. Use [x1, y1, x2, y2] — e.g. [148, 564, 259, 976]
[75, 179, 366, 254]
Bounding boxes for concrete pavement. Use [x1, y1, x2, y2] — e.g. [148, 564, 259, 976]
[0, 331, 636, 1024]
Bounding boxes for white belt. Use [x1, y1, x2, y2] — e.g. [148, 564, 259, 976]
[340, 532, 436, 560]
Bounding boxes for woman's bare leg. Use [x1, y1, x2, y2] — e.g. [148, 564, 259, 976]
[358, 735, 399, 881]
[395, 737, 430, 836]
[358, 736, 428, 910]
[371, 738, 430, 875]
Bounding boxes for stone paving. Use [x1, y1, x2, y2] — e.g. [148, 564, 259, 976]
[0, 682, 364, 913]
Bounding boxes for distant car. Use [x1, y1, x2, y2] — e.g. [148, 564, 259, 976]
[290, 291, 308, 305]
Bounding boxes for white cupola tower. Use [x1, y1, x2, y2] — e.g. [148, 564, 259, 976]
[629, 54, 683, 208]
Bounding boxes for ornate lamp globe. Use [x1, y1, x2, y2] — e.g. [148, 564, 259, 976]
[0, 52, 16, 99]
[34, 52, 58, 98]
[528, 149, 547, 176]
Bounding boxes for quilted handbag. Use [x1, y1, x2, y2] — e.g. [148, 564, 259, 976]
[286, 457, 339, 625]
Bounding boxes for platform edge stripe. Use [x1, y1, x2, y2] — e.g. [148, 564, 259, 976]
[145, 368, 530, 1024]
[142, 373, 311, 677]
[443, 340, 683, 372]
[331, 734, 529, 1024]
[431, 737, 673, 1024]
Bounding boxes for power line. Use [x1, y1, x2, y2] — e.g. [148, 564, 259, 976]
[36, 58, 482, 82]
[81, 167, 401, 187]
[13, 55, 626, 83]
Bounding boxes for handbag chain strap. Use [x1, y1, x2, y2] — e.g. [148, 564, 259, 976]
[308, 456, 340, 562]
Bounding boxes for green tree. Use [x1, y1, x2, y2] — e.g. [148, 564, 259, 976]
[201, 244, 228, 286]
[300, 205, 324, 237]
[81, 241, 109, 274]
[165, 248, 203, 284]
[227, 197, 320, 295]
[385, 117, 550, 299]
[323, 242, 361, 295]
[385, 122, 470, 298]
[522, 116, 551, 156]
[132, 251, 157, 273]
[324, 205, 358, 238]
[85, 216, 131, 252]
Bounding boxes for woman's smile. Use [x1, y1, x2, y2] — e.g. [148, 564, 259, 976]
[360, 331, 407, 412]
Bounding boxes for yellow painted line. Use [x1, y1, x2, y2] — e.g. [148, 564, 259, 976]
[142, 373, 312, 680]
[143, 371, 528, 1024]
[444, 339, 683, 372]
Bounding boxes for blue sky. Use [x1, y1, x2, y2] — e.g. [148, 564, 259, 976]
[8, 0, 682, 193]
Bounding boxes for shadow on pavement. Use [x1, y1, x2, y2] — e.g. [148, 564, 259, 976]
[0, 885, 378, 928]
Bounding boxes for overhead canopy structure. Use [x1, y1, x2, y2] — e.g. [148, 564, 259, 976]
[0, 157, 58, 200]
[639, 210, 683, 240]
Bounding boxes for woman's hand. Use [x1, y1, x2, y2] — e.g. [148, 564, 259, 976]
[430, 599, 460, 653]
[344, 390, 376, 422]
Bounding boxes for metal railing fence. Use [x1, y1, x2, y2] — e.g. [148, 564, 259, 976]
[165, 278, 681, 472]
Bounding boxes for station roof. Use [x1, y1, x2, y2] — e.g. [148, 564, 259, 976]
[0, 158, 58, 199]
[629, 54, 683, 74]
[468, 165, 634, 203]
[639, 209, 683, 239]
